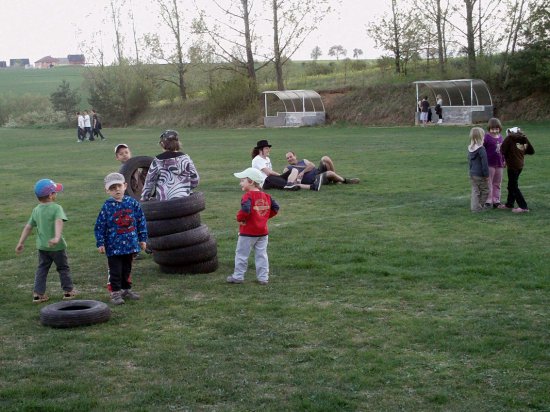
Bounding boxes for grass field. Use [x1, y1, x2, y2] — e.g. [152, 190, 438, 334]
[1, 124, 549, 411]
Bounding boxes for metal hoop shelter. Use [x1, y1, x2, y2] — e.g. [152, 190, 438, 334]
[262, 90, 326, 127]
[413, 79, 494, 125]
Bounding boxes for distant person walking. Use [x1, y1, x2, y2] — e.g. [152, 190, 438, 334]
[76, 111, 85, 142]
[92, 109, 106, 140]
[83, 110, 94, 141]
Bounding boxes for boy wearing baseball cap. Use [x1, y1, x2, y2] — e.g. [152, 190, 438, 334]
[15, 179, 77, 303]
[226, 167, 279, 285]
[94, 173, 148, 305]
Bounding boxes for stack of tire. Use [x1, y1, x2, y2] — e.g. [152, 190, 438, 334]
[120, 156, 218, 274]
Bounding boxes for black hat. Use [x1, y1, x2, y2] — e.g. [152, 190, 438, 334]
[255, 139, 272, 149]
[160, 130, 179, 141]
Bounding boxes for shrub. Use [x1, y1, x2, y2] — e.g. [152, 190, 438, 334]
[206, 76, 258, 120]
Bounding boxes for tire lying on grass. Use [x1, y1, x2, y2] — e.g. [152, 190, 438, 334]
[40, 300, 111, 328]
[119, 156, 153, 200]
[147, 224, 210, 251]
[152, 237, 217, 266]
[159, 256, 219, 274]
[141, 192, 205, 220]
[147, 213, 201, 237]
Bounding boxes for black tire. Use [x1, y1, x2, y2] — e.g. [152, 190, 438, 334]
[147, 213, 201, 237]
[148, 224, 210, 251]
[159, 256, 219, 274]
[40, 300, 111, 328]
[141, 192, 205, 220]
[119, 156, 153, 200]
[153, 237, 217, 266]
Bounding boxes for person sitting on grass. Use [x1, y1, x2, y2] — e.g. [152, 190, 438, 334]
[251, 139, 299, 191]
[282, 151, 360, 191]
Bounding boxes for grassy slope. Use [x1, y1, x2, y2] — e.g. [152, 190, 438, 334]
[0, 124, 548, 411]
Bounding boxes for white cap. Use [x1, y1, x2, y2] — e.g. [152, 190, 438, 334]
[114, 143, 129, 154]
[506, 127, 521, 135]
[104, 172, 125, 190]
[234, 167, 264, 185]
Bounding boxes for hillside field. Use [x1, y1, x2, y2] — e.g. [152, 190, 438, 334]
[1, 124, 548, 411]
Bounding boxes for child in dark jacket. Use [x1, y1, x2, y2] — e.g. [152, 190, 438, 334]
[468, 127, 490, 212]
[226, 167, 279, 285]
[498, 127, 535, 213]
[95, 173, 148, 305]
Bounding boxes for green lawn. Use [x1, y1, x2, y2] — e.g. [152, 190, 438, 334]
[1, 124, 548, 411]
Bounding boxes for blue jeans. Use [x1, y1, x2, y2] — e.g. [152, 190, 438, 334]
[34, 250, 73, 294]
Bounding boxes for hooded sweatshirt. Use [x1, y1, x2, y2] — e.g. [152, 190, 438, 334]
[141, 151, 199, 201]
[501, 131, 535, 170]
[468, 143, 489, 178]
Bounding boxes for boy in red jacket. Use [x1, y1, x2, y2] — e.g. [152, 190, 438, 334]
[227, 168, 279, 285]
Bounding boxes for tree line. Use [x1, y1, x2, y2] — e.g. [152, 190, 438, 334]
[47, 0, 550, 127]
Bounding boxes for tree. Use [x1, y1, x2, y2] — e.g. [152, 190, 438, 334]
[152, 0, 190, 100]
[311, 46, 322, 60]
[193, 0, 267, 93]
[506, 0, 550, 96]
[353, 48, 363, 59]
[367, 0, 424, 74]
[328, 45, 347, 60]
[269, 0, 331, 90]
[50, 80, 81, 124]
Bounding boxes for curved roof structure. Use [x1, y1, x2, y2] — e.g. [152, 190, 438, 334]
[262, 90, 325, 116]
[413, 79, 493, 106]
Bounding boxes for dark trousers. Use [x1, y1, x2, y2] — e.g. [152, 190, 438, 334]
[107, 254, 134, 292]
[505, 168, 528, 209]
[262, 170, 292, 189]
[94, 127, 105, 139]
[85, 127, 94, 141]
[34, 250, 73, 294]
[77, 127, 84, 141]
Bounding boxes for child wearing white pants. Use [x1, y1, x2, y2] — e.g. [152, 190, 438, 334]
[227, 168, 279, 285]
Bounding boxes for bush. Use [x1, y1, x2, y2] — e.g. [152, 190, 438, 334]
[304, 62, 335, 76]
[206, 76, 258, 120]
[0, 94, 63, 127]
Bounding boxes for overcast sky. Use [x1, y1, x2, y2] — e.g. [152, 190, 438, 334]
[0, 0, 388, 65]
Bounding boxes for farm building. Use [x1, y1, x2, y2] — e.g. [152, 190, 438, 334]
[34, 54, 85, 68]
[0, 61, 7, 68]
[10, 58, 30, 68]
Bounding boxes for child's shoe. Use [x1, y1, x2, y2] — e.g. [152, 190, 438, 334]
[121, 289, 140, 300]
[257, 280, 269, 285]
[110, 291, 125, 305]
[497, 204, 513, 209]
[32, 293, 49, 303]
[512, 208, 529, 213]
[63, 289, 78, 300]
[226, 275, 244, 284]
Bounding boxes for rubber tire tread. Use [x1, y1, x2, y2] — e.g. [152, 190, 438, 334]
[148, 224, 210, 251]
[159, 256, 219, 274]
[40, 300, 111, 328]
[147, 213, 201, 237]
[153, 237, 217, 266]
[119, 156, 153, 200]
[141, 192, 205, 220]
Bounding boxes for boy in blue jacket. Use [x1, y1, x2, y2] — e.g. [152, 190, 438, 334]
[94, 173, 148, 305]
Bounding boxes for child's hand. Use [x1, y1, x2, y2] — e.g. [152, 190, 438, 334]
[48, 237, 60, 247]
[15, 244, 24, 254]
[139, 242, 147, 251]
[98, 246, 106, 254]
